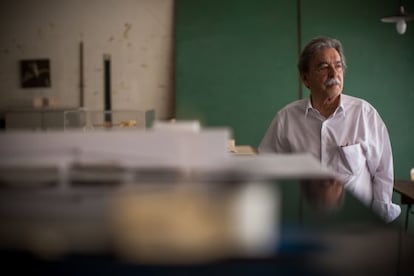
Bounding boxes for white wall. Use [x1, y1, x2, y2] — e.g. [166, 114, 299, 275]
[0, 0, 174, 119]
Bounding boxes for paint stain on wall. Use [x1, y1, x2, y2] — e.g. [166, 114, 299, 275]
[120, 81, 130, 90]
[123, 23, 132, 39]
[37, 28, 44, 40]
[15, 44, 23, 53]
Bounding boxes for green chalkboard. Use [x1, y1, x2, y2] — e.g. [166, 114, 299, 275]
[175, 0, 298, 146]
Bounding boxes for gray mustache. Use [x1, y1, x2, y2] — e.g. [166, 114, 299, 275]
[325, 78, 340, 86]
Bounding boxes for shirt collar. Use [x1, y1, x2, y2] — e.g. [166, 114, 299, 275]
[304, 98, 313, 117]
[304, 94, 346, 117]
[335, 97, 345, 117]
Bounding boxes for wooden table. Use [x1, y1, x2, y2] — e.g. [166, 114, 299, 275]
[394, 180, 414, 232]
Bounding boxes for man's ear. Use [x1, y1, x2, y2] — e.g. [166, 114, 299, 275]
[301, 73, 310, 89]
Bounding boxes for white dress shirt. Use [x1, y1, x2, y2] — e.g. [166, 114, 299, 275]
[258, 94, 401, 222]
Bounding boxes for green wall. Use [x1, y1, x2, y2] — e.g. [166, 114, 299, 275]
[175, 0, 297, 146]
[175, 0, 414, 180]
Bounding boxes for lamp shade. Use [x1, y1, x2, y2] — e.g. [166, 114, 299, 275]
[381, 6, 414, 34]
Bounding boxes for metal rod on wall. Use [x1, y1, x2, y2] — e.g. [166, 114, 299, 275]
[297, 0, 303, 100]
[79, 41, 84, 107]
[104, 54, 112, 123]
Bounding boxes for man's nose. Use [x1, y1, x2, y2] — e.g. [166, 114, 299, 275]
[328, 65, 339, 77]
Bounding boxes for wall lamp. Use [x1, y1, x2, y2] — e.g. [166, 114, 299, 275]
[381, 1, 414, 34]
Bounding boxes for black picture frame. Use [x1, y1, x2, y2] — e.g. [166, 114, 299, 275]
[20, 59, 51, 88]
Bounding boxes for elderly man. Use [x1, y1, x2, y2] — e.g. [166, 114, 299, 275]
[258, 36, 400, 222]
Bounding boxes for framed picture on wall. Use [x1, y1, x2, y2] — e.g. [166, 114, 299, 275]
[20, 59, 51, 88]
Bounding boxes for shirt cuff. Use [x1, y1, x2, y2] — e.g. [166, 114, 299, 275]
[372, 199, 401, 223]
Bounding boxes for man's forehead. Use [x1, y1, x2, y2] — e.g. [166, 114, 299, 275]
[312, 48, 341, 62]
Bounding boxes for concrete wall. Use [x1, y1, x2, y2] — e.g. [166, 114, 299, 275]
[0, 0, 174, 119]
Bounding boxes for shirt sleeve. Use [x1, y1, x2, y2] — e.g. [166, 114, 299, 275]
[258, 116, 278, 153]
[258, 113, 290, 154]
[369, 112, 401, 222]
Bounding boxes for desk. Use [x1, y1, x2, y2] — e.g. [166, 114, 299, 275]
[394, 180, 414, 232]
[4, 108, 155, 130]
[4, 107, 78, 130]
[233, 145, 257, 155]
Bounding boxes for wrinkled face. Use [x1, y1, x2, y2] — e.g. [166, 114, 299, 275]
[301, 47, 344, 99]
